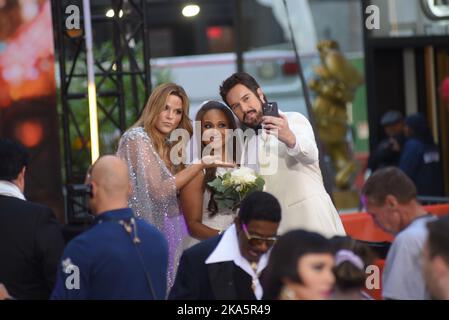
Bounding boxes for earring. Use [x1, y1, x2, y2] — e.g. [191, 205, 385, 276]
[280, 286, 297, 300]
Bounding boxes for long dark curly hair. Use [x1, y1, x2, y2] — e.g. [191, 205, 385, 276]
[195, 101, 238, 216]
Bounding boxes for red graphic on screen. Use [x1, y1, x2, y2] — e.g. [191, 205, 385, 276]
[0, 0, 55, 108]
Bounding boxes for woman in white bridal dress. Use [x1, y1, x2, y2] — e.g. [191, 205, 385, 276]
[181, 101, 239, 249]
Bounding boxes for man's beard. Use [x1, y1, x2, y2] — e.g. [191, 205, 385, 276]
[243, 110, 263, 129]
[242, 97, 264, 129]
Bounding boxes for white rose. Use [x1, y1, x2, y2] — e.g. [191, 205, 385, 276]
[231, 167, 257, 185]
[242, 173, 257, 183]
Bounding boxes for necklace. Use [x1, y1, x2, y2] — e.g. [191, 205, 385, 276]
[98, 216, 141, 244]
[250, 262, 262, 293]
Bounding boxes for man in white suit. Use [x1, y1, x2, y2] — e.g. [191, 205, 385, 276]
[219, 72, 345, 237]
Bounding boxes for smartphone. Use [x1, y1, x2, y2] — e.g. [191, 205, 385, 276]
[262, 102, 280, 117]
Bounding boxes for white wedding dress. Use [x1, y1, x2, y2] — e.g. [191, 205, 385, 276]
[183, 168, 237, 249]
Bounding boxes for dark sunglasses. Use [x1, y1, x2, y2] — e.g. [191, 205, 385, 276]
[242, 223, 277, 247]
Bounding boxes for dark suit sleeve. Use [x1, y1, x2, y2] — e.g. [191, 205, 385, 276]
[168, 251, 198, 300]
[34, 208, 65, 294]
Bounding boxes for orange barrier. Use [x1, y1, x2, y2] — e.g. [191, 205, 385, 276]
[340, 203, 449, 242]
[341, 212, 393, 242]
[340, 203, 449, 300]
[425, 204, 449, 217]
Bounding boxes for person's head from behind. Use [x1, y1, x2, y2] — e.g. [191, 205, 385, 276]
[195, 100, 237, 153]
[135, 83, 192, 138]
[330, 236, 376, 295]
[362, 167, 418, 235]
[380, 110, 404, 138]
[263, 230, 335, 300]
[86, 155, 131, 215]
[235, 191, 281, 264]
[404, 113, 434, 145]
[0, 138, 29, 193]
[219, 72, 267, 129]
[422, 216, 449, 300]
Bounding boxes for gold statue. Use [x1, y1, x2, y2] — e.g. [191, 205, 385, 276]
[309, 40, 363, 190]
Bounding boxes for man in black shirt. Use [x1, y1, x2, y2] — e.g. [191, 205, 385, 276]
[0, 138, 64, 300]
[368, 110, 405, 172]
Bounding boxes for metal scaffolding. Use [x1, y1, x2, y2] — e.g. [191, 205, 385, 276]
[52, 0, 151, 222]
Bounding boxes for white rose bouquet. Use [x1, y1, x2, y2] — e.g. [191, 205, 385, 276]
[207, 166, 265, 211]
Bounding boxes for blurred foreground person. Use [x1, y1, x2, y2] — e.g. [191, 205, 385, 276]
[422, 216, 449, 300]
[262, 230, 335, 300]
[330, 236, 376, 300]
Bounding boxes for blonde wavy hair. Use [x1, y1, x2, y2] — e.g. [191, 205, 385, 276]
[132, 83, 193, 173]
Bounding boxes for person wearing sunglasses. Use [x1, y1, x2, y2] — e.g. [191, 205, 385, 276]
[169, 191, 281, 300]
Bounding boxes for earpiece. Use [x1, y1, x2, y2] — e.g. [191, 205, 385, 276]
[87, 183, 93, 198]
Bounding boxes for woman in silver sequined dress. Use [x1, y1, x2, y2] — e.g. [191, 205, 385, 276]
[116, 84, 233, 291]
[181, 101, 239, 249]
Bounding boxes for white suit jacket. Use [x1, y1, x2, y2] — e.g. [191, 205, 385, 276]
[242, 111, 346, 237]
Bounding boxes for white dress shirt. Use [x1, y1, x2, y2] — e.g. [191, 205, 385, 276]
[0, 180, 25, 200]
[205, 224, 269, 300]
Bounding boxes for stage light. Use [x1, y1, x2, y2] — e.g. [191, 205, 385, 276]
[88, 82, 99, 163]
[182, 4, 200, 17]
[119, 9, 124, 18]
[15, 120, 44, 148]
[207, 26, 223, 40]
[84, 0, 100, 163]
[106, 9, 114, 18]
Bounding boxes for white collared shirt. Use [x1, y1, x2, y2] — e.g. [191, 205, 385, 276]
[240, 111, 308, 175]
[0, 180, 26, 201]
[205, 224, 269, 300]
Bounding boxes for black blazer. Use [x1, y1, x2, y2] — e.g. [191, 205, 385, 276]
[0, 195, 65, 300]
[169, 235, 256, 300]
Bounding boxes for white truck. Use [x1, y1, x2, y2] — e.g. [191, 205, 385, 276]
[150, 48, 319, 118]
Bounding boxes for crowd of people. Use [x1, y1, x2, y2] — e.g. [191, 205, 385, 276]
[1, 72, 448, 300]
[367, 110, 444, 197]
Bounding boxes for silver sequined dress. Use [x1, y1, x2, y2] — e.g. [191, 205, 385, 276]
[116, 127, 188, 291]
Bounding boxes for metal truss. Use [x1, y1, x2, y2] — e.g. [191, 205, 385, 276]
[52, 0, 151, 222]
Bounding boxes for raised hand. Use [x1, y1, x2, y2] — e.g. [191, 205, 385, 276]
[262, 113, 296, 148]
[200, 155, 236, 169]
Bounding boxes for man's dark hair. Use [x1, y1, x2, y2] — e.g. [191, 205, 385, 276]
[238, 191, 281, 224]
[362, 167, 417, 205]
[427, 215, 449, 265]
[405, 113, 435, 145]
[380, 110, 403, 127]
[0, 138, 29, 181]
[219, 72, 261, 106]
